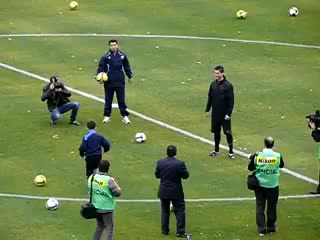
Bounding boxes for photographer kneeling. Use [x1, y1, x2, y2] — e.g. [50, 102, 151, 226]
[41, 76, 80, 125]
[307, 110, 320, 194]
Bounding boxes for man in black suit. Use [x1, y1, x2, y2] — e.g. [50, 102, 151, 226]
[155, 145, 190, 238]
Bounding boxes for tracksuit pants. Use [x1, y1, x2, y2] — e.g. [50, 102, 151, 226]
[104, 86, 129, 117]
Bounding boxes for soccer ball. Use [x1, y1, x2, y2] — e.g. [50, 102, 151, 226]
[289, 7, 299, 17]
[69, 1, 79, 10]
[135, 132, 147, 143]
[96, 72, 108, 82]
[34, 175, 47, 187]
[236, 10, 247, 19]
[46, 198, 59, 211]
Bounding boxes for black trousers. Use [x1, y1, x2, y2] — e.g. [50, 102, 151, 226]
[160, 199, 185, 235]
[211, 117, 233, 153]
[255, 186, 279, 232]
[104, 86, 129, 117]
[85, 155, 102, 178]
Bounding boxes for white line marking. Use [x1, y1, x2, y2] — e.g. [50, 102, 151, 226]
[0, 33, 320, 50]
[0, 62, 318, 186]
[0, 193, 319, 203]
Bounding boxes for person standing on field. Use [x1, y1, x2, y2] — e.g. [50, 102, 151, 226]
[79, 121, 110, 178]
[155, 145, 190, 238]
[248, 137, 284, 236]
[205, 65, 235, 159]
[88, 160, 121, 240]
[96, 39, 133, 125]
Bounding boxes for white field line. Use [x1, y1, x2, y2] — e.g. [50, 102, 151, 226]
[0, 62, 318, 187]
[0, 33, 320, 50]
[0, 193, 319, 203]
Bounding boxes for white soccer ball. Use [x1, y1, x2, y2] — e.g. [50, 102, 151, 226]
[135, 132, 146, 143]
[289, 7, 299, 16]
[46, 198, 59, 211]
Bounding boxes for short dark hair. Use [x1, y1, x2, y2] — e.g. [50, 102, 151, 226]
[167, 145, 177, 157]
[99, 160, 110, 173]
[109, 39, 118, 45]
[214, 65, 224, 73]
[87, 121, 96, 130]
[264, 137, 275, 148]
[49, 76, 58, 83]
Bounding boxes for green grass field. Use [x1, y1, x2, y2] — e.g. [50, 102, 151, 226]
[0, 0, 320, 239]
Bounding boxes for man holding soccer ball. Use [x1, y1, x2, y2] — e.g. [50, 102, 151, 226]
[96, 39, 133, 125]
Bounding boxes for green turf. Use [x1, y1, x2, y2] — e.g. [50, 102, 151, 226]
[0, 0, 320, 239]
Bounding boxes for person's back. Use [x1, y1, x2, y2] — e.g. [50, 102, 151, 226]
[155, 145, 189, 238]
[156, 157, 188, 199]
[80, 121, 110, 178]
[88, 160, 121, 240]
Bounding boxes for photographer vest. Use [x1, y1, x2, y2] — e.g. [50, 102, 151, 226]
[254, 150, 281, 188]
[88, 174, 116, 211]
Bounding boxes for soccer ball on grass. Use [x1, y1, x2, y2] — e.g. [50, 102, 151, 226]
[69, 1, 79, 10]
[46, 198, 59, 210]
[236, 10, 247, 19]
[34, 175, 47, 187]
[135, 133, 147, 143]
[289, 7, 299, 17]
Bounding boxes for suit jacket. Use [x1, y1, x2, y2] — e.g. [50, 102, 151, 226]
[155, 157, 189, 200]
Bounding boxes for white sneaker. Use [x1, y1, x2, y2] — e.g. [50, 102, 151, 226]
[102, 116, 111, 123]
[121, 116, 131, 125]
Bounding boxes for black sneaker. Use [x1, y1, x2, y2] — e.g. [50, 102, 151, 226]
[228, 153, 235, 160]
[70, 120, 80, 126]
[50, 120, 56, 126]
[310, 190, 320, 194]
[209, 151, 220, 157]
[162, 231, 169, 236]
[267, 228, 276, 234]
[176, 233, 186, 238]
[259, 229, 267, 236]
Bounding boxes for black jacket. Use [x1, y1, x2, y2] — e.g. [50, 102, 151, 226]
[96, 50, 133, 87]
[205, 78, 234, 119]
[155, 157, 189, 200]
[41, 83, 71, 112]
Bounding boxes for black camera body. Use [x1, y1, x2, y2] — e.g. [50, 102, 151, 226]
[306, 110, 320, 129]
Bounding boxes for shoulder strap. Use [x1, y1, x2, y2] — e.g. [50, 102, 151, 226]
[89, 173, 96, 203]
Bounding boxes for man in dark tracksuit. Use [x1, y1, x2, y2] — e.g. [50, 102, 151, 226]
[155, 145, 189, 238]
[248, 137, 284, 236]
[205, 65, 235, 159]
[96, 39, 133, 125]
[79, 121, 111, 178]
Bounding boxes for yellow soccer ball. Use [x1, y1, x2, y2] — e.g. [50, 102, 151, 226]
[34, 175, 47, 187]
[236, 10, 247, 19]
[96, 72, 108, 82]
[69, 1, 79, 10]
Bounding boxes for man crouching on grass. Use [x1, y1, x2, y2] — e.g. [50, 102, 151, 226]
[41, 76, 80, 125]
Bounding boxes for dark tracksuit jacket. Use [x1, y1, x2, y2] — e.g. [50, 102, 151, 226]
[205, 78, 234, 120]
[96, 50, 133, 87]
[79, 130, 110, 159]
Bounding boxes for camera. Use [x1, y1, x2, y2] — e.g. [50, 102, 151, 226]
[306, 110, 320, 129]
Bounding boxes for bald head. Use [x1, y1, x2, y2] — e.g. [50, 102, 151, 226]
[264, 137, 274, 149]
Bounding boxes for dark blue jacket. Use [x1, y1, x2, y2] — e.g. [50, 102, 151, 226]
[79, 130, 110, 158]
[155, 157, 189, 200]
[96, 50, 133, 87]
